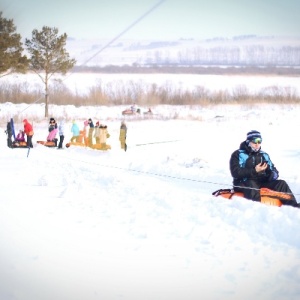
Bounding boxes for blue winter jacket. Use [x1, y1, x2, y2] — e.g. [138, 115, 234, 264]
[230, 141, 279, 186]
[71, 123, 80, 136]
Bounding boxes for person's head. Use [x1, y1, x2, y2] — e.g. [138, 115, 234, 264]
[23, 119, 28, 123]
[246, 130, 262, 152]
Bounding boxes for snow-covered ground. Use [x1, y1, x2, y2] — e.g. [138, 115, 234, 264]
[0, 103, 300, 300]
[2, 73, 300, 97]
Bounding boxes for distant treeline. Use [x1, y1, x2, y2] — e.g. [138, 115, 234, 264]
[149, 45, 300, 67]
[74, 41, 300, 71]
[72, 65, 300, 76]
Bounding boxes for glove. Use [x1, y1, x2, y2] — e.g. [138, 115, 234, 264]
[269, 170, 279, 181]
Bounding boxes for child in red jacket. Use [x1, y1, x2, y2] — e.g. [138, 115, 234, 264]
[23, 119, 34, 148]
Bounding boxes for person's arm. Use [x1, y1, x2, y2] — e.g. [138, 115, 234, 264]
[262, 153, 279, 181]
[230, 150, 256, 180]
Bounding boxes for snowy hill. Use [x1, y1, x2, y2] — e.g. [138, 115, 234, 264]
[0, 103, 300, 300]
[66, 35, 300, 67]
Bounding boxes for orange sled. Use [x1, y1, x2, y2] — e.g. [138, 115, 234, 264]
[212, 188, 294, 207]
[37, 140, 57, 147]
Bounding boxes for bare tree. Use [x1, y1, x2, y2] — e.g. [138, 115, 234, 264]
[25, 26, 76, 117]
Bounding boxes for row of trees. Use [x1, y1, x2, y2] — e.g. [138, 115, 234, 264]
[0, 12, 76, 117]
[1, 79, 299, 108]
[144, 45, 300, 66]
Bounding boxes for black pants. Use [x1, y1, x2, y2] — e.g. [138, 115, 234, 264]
[7, 135, 12, 148]
[237, 179, 298, 207]
[58, 135, 64, 148]
[26, 135, 33, 148]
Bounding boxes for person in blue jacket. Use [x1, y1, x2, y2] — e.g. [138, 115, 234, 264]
[230, 130, 299, 207]
[70, 120, 80, 142]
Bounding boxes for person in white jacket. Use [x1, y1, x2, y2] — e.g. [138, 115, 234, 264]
[57, 119, 65, 149]
[99, 124, 110, 150]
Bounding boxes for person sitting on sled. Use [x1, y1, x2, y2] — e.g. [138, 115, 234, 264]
[12, 129, 26, 147]
[229, 130, 299, 208]
[16, 130, 25, 142]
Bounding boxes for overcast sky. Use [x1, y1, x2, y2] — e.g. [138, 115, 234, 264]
[2, 0, 300, 41]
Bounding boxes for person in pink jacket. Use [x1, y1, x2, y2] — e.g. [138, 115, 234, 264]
[47, 128, 58, 146]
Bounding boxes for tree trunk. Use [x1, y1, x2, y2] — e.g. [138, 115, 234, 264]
[45, 77, 49, 117]
[45, 93, 49, 118]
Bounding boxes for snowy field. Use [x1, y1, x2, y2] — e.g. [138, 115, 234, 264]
[0, 103, 300, 300]
[2, 73, 300, 96]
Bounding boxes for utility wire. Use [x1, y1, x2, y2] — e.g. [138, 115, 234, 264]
[20, 0, 166, 112]
[82, 0, 165, 66]
[57, 151, 300, 198]
[63, 0, 166, 82]
[19, 95, 44, 114]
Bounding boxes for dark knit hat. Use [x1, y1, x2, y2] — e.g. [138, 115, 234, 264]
[246, 130, 262, 143]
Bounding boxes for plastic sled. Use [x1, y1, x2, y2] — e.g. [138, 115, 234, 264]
[12, 141, 28, 148]
[122, 108, 141, 115]
[37, 140, 57, 147]
[211, 188, 296, 207]
[65, 142, 86, 148]
[90, 144, 111, 150]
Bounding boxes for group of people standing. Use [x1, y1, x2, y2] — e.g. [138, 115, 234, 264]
[17, 118, 64, 149]
[70, 118, 127, 151]
[6, 117, 127, 151]
[70, 118, 110, 149]
[69, 118, 127, 151]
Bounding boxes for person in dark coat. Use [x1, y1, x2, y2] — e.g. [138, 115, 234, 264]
[49, 118, 57, 132]
[230, 130, 299, 207]
[5, 121, 13, 148]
